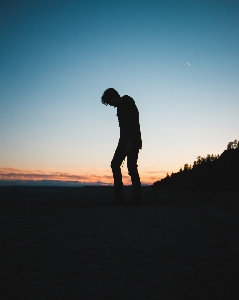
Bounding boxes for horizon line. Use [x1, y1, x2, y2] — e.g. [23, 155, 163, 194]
[0, 179, 152, 187]
[0, 167, 164, 185]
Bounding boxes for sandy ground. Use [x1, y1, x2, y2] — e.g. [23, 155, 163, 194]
[1, 187, 239, 299]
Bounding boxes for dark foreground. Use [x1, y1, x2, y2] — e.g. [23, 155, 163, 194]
[1, 186, 239, 299]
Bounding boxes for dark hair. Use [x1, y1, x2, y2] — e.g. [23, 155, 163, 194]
[101, 88, 120, 105]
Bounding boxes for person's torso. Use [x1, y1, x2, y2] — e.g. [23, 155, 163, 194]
[116, 95, 142, 148]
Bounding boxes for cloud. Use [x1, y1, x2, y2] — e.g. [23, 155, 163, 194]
[0, 167, 163, 185]
[0, 168, 112, 183]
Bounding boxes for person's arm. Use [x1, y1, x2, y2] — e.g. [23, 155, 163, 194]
[126, 98, 139, 150]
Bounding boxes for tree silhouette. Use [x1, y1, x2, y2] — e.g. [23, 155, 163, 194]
[227, 140, 238, 150]
[153, 139, 239, 192]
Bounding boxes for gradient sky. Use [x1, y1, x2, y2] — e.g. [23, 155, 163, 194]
[1, 0, 239, 184]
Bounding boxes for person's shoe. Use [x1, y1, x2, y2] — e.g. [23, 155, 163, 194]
[128, 194, 142, 206]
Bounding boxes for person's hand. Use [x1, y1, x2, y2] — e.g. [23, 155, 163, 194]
[126, 142, 133, 153]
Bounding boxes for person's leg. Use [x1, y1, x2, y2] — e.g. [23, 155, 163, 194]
[127, 147, 141, 204]
[111, 143, 127, 200]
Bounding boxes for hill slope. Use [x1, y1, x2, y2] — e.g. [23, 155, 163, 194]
[153, 147, 239, 192]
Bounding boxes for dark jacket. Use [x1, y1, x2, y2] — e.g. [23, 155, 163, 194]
[117, 95, 142, 149]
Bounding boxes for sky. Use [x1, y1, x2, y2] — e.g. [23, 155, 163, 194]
[1, 0, 239, 185]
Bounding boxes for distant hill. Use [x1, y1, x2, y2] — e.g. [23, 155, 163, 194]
[0, 180, 112, 187]
[153, 141, 239, 192]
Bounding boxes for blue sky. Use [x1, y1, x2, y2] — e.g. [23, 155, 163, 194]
[1, 0, 239, 184]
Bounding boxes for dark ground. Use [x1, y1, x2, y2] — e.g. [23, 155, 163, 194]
[1, 186, 239, 299]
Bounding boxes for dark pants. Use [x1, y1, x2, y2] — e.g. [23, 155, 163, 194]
[111, 141, 141, 196]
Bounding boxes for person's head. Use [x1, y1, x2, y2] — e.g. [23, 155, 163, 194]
[101, 88, 121, 107]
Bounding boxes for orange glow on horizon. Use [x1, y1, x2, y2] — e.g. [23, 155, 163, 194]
[0, 167, 166, 185]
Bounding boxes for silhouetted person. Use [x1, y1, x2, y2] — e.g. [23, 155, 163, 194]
[101, 88, 142, 205]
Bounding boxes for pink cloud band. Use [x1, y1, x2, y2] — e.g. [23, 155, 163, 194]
[0, 168, 163, 185]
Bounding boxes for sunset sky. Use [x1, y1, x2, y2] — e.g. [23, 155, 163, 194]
[1, 0, 239, 185]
